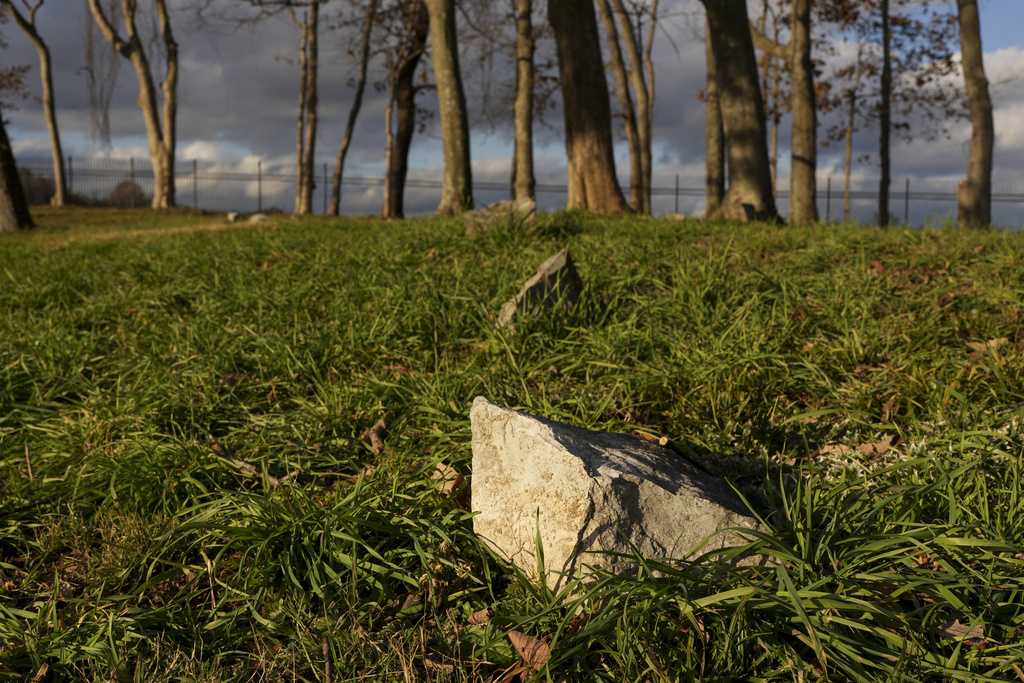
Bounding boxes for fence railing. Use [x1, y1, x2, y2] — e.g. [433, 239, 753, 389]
[16, 155, 1024, 226]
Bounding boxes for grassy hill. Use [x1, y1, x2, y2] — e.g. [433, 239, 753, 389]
[2, 208, 1023, 680]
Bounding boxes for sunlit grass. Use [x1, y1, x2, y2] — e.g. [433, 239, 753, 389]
[1, 208, 1022, 680]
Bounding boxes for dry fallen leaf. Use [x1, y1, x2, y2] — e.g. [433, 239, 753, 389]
[940, 619, 984, 642]
[869, 260, 886, 275]
[857, 435, 898, 458]
[468, 607, 492, 625]
[432, 462, 464, 496]
[967, 337, 1008, 358]
[361, 417, 387, 455]
[801, 340, 817, 353]
[507, 630, 551, 673]
[423, 658, 454, 673]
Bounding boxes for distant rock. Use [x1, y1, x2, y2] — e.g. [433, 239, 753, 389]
[226, 212, 240, 223]
[470, 397, 758, 588]
[247, 213, 268, 224]
[664, 212, 687, 221]
[464, 198, 537, 238]
[497, 248, 582, 328]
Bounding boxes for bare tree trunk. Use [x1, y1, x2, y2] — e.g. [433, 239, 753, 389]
[511, 0, 535, 203]
[702, 0, 777, 221]
[843, 92, 855, 221]
[789, 0, 817, 224]
[382, 92, 395, 217]
[878, 0, 891, 226]
[596, 0, 641, 211]
[424, 0, 473, 214]
[956, 0, 993, 227]
[608, 0, 653, 214]
[295, 10, 308, 213]
[549, 0, 628, 214]
[4, 2, 66, 206]
[641, 0, 659, 214]
[294, 4, 319, 216]
[0, 112, 33, 231]
[704, 19, 725, 217]
[383, 4, 428, 219]
[329, 0, 379, 216]
[87, 0, 177, 208]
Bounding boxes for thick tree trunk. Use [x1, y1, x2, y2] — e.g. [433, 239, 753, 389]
[0, 113, 33, 231]
[511, 0, 535, 203]
[5, 4, 66, 207]
[609, 0, 653, 214]
[424, 0, 473, 214]
[549, 0, 628, 214]
[704, 20, 725, 217]
[956, 0, 993, 227]
[296, 3, 319, 216]
[702, 0, 777, 221]
[329, 0, 379, 216]
[596, 0, 641, 211]
[789, 0, 817, 224]
[87, 0, 177, 209]
[878, 0, 891, 226]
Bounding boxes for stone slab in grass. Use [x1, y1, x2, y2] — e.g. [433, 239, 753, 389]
[464, 198, 537, 238]
[497, 248, 583, 328]
[470, 397, 758, 589]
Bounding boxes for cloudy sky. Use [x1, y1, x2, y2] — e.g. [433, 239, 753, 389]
[3, 0, 1023, 225]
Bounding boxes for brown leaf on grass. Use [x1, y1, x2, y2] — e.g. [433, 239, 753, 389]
[868, 260, 886, 275]
[30, 663, 48, 683]
[423, 658, 454, 673]
[361, 417, 387, 455]
[432, 462, 464, 496]
[801, 340, 817, 353]
[507, 630, 551, 673]
[857, 435, 899, 458]
[967, 337, 1008, 358]
[940, 619, 984, 642]
[468, 607, 493, 625]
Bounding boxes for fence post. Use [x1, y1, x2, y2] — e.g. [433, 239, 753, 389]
[193, 159, 198, 209]
[674, 174, 679, 214]
[67, 156, 73, 197]
[825, 176, 832, 222]
[323, 162, 328, 215]
[257, 160, 263, 212]
[904, 177, 910, 224]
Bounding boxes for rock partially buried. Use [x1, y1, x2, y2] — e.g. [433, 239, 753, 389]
[470, 397, 758, 588]
[464, 198, 537, 238]
[497, 249, 582, 328]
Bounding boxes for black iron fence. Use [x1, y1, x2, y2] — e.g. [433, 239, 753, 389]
[15, 155, 1024, 227]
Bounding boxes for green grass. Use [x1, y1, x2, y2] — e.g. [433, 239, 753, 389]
[1, 207, 1023, 681]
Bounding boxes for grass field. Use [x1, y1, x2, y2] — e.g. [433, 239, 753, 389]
[2, 207, 1023, 681]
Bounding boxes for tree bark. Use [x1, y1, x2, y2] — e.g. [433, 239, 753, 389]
[87, 0, 177, 209]
[702, 0, 777, 221]
[609, 0, 653, 214]
[704, 18, 725, 217]
[295, 3, 319, 216]
[843, 91, 855, 221]
[4, 1, 66, 207]
[788, 0, 817, 224]
[383, 2, 428, 219]
[511, 0, 535, 203]
[596, 0, 641, 211]
[0, 111, 33, 231]
[956, 0, 993, 227]
[329, 0, 379, 216]
[295, 9, 308, 214]
[878, 0, 891, 226]
[424, 0, 473, 214]
[549, 0, 628, 214]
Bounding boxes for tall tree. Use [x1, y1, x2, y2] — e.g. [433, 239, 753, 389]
[424, 0, 473, 214]
[878, 0, 891, 225]
[548, 0, 628, 213]
[291, 3, 319, 215]
[381, 0, 429, 218]
[955, 0, 993, 227]
[596, 0, 641, 211]
[511, 0, 535, 203]
[328, 0, 380, 216]
[2, 0, 65, 207]
[0, 111, 32, 230]
[87, 0, 178, 209]
[611, 0, 656, 214]
[703, 17, 725, 217]
[702, 0, 777, 221]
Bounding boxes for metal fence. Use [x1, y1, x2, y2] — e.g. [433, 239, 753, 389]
[15, 155, 1024, 227]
